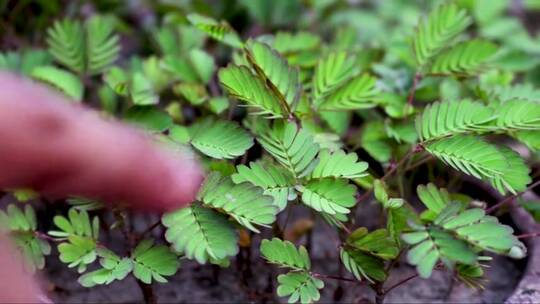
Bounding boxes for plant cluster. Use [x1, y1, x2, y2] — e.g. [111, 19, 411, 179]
[1, 0, 540, 303]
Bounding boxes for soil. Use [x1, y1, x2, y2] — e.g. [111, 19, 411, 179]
[45, 200, 525, 303]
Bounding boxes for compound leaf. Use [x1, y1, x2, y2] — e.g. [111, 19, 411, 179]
[132, 240, 179, 284]
[260, 238, 311, 270]
[276, 272, 324, 304]
[189, 119, 254, 159]
[429, 40, 497, 76]
[298, 178, 356, 215]
[319, 74, 379, 110]
[310, 149, 368, 180]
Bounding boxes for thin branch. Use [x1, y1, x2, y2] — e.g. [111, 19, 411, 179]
[407, 72, 422, 105]
[311, 272, 357, 283]
[486, 179, 540, 214]
[383, 273, 419, 295]
[517, 232, 540, 239]
[137, 220, 161, 240]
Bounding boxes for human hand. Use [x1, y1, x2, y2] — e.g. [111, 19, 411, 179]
[0, 72, 204, 302]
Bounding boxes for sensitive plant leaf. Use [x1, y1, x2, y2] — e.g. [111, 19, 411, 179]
[417, 183, 451, 217]
[232, 161, 296, 211]
[339, 248, 386, 283]
[189, 119, 254, 159]
[276, 272, 324, 304]
[258, 122, 320, 178]
[413, 3, 472, 67]
[132, 240, 180, 284]
[514, 130, 540, 151]
[488, 146, 531, 194]
[424, 135, 529, 194]
[319, 74, 379, 110]
[79, 249, 133, 287]
[162, 204, 238, 264]
[85, 15, 120, 75]
[124, 106, 173, 132]
[415, 100, 496, 142]
[246, 40, 301, 113]
[310, 149, 368, 180]
[273, 31, 321, 54]
[219, 65, 286, 118]
[429, 40, 498, 76]
[361, 121, 392, 163]
[187, 13, 243, 48]
[58, 235, 97, 273]
[297, 178, 356, 215]
[346, 227, 399, 260]
[494, 100, 540, 131]
[49, 208, 99, 239]
[260, 238, 311, 270]
[198, 173, 278, 232]
[312, 51, 357, 105]
[46, 19, 85, 73]
[30, 66, 83, 101]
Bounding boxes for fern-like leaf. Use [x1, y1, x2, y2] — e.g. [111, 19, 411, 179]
[297, 178, 356, 215]
[258, 122, 320, 178]
[312, 51, 357, 105]
[189, 119, 254, 159]
[219, 65, 285, 118]
[340, 248, 386, 283]
[487, 146, 531, 194]
[318, 74, 379, 110]
[47, 19, 85, 73]
[198, 173, 278, 232]
[277, 272, 324, 304]
[416, 100, 495, 141]
[232, 162, 296, 211]
[310, 149, 368, 179]
[187, 13, 243, 48]
[413, 4, 472, 67]
[429, 40, 497, 76]
[495, 100, 540, 130]
[260, 238, 311, 270]
[246, 40, 301, 113]
[132, 240, 179, 284]
[85, 15, 120, 75]
[162, 204, 238, 264]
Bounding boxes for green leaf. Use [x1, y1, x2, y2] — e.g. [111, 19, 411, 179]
[514, 130, 540, 151]
[46, 19, 85, 73]
[276, 272, 324, 304]
[429, 40, 497, 76]
[361, 121, 392, 163]
[246, 40, 301, 113]
[187, 13, 243, 48]
[162, 204, 238, 264]
[30, 66, 83, 101]
[258, 122, 320, 178]
[298, 178, 356, 215]
[189, 119, 253, 159]
[340, 248, 386, 283]
[85, 15, 120, 75]
[49, 208, 99, 239]
[79, 249, 133, 287]
[495, 100, 540, 131]
[424, 135, 529, 194]
[58, 235, 97, 273]
[310, 149, 368, 180]
[124, 105, 173, 132]
[318, 74, 378, 110]
[260, 238, 311, 270]
[412, 3, 472, 67]
[132, 240, 179, 284]
[219, 65, 285, 118]
[312, 51, 357, 105]
[232, 161, 296, 211]
[417, 183, 451, 217]
[415, 100, 495, 142]
[346, 228, 399, 260]
[198, 173, 277, 232]
[131, 72, 159, 105]
[487, 146, 531, 194]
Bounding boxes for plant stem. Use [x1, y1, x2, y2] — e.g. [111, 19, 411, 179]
[138, 220, 161, 240]
[407, 72, 422, 105]
[136, 279, 157, 304]
[486, 179, 540, 214]
[383, 273, 419, 295]
[311, 272, 357, 283]
[517, 232, 540, 239]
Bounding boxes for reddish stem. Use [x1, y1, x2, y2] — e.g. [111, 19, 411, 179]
[486, 179, 540, 214]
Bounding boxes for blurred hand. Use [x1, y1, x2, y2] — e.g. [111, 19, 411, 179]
[0, 72, 204, 302]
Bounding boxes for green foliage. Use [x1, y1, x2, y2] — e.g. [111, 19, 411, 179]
[312, 51, 357, 105]
[78, 249, 133, 287]
[260, 238, 310, 270]
[162, 204, 238, 264]
[30, 65, 83, 101]
[310, 149, 368, 179]
[258, 122, 320, 178]
[0, 204, 50, 272]
[403, 202, 525, 278]
[277, 272, 324, 304]
[132, 240, 180, 284]
[232, 161, 296, 211]
[189, 119, 254, 159]
[429, 40, 498, 76]
[187, 13, 243, 48]
[318, 74, 379, 110]
[47, 15, 119, 75]
[413, 3, 472, 67]
[298, 178, 356, 215]
[198, 172, 278, 232]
